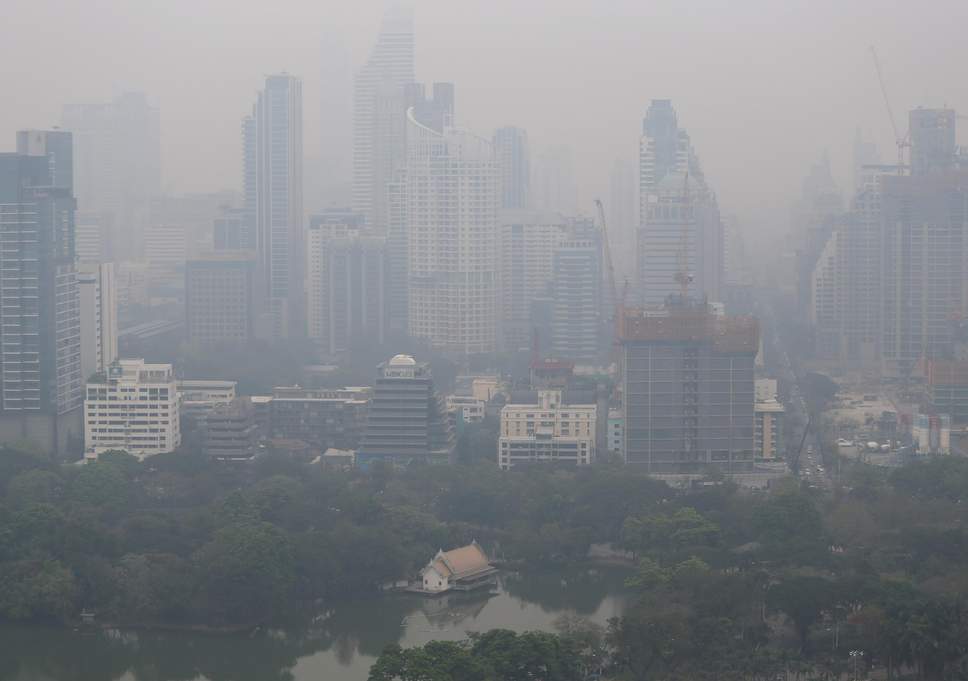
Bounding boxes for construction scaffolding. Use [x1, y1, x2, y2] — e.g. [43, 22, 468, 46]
[618, 306, 759, 354]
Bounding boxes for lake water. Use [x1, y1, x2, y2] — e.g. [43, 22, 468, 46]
[0, 566, 632, 681]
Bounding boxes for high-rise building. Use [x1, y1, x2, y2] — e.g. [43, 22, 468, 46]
[78, 263, 118, 380]
[384, 83, 456, 334]
[550, 220, 603, 362]
[494, 126, 530, 210]
[352, 5, 415, 229]
[0, 130, 83, 455]
[306, 210, 386, 355]
[637, 101, 722, 306]
[243, 74, 304, 338]
[620, 303, 758, 476]
[498, 210, 569, 350]
[880, 170, 968, 378]
[185, 255, 257, 348]
[909, 108, 957, 176]
[84, 359, 180, 459]
[401, 111, 500, 353]
[357, 354, 455, 466]
[532, 146, 577, 215]
[61, 93, 161, 261]
[75, 212, 106, 263]
[498, 390, 597, 469]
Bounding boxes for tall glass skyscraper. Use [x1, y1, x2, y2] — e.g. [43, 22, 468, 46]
[0, 130, 83, 454]
[243, 73, 304, 338]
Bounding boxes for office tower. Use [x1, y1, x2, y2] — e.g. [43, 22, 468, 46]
[78, 263, 118, 380]
[550, 220, 603, 362]
[532, 146, 577, 215]
[185, 255, 257, 348]
[75, 212, 106, 263]
[84, 359, 180, 459]
[909, 108, 957, 176]
[498, 210, 570, 350]
[638, 171, 723, 306]
[318, 30, 354, 208]
[357, 354, 455, 466]
[852, 129, 881, 196]
[494, 126, 531, 210]
[620, 303, 758, 475]
[637, 100, 722, 306]
[401, 112, 500, 353]
[754, 398, 784, 460]
[352, 5, 415, 229]
[149, 190, 240, 259]
[213, 208, 248, 251]
[243, 74, 304, 338]
[498, 389, 597, 469]
[307, 210, 386, 355]
[143, 222, 187, 281]
[790, 154, 843, 321]
[881, 170, 968, 378]
[61, 93, 161, 260]
[0, 131, 83, 455]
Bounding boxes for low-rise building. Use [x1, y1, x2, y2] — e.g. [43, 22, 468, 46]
[754, 399, 785, 460]
[178, 379, 237, 423]
[419, 542, 497, 594]
[261, 386, 371, 451]
[447, 395, 486, 423]
[84, 359, 180, 459]
[206, 397, 260, 461]
[607, 408, 624, 460]
[498, 389, 597, 469]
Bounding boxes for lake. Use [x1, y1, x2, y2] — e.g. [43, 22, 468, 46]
[0, 566, 632, 681]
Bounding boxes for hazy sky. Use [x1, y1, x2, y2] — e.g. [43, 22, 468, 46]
[2, 0, 966, 238]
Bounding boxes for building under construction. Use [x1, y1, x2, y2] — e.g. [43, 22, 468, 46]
[619, 301, 758, 475]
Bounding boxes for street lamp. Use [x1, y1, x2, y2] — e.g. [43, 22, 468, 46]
[849, 650, 864, 681]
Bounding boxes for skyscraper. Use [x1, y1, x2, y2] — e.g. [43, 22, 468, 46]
[352, 5, 415, 229]
[0, 130, 83, 454]
[550, 220, 603, 362]
[60, 92, 161, 261]
[909, 108, 958, 176]
[498, 210, 570, 350]
[306, 210, 386, 355]
[494, 126, 531, 210]
[185, 255, 258, 348]
[243, 74, 304, 338]
[637, 100, 722, 306]
[400, 111, 500, 353]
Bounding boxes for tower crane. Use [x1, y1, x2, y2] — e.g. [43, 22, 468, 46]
[870, 46, 909, 175]
[594, 199, 626, 371]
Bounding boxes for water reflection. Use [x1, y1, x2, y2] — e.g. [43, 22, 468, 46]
[0, 566, 630, 681]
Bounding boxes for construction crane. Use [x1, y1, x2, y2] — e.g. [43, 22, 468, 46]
[674, 172, 694, 302]
[870, 45, 910, 175]
[594, 198, 622, 335]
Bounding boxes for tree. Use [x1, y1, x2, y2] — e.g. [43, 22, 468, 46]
[767, 575, 836, 651]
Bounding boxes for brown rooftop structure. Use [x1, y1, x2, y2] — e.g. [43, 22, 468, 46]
[619, 306, 759, 354]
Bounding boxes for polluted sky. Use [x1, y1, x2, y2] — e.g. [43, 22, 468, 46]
[2, 0, 966, 238]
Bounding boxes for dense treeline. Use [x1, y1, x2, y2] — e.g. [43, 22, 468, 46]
[3, 438, 968, 679]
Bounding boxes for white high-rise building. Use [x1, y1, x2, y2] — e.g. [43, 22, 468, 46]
[78, 263, 118, 381]
[352, 5, 415, 230]
[401, 111, 500, 353]
[243, 74, 304, 338]
[494, 126, 531, 210]
[84, 359, 180, 459]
